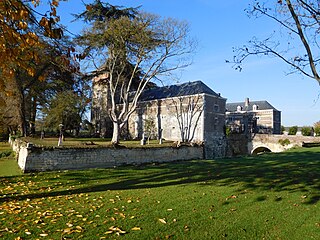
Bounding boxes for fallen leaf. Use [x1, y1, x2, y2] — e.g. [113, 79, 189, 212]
[131, 227, 141, 231]
[226, 195, 237, 200]
[76, 226, 83, 230]
[63, 228, 72, 233]
[158, 218, 166, 224]
[39, 233, 48, 237]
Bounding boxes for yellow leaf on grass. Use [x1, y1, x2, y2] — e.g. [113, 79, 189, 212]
[131, 227, 141, 231]
[158, 218, 167, 224]
[39, 233, 48, 237]
[63, 228, 72, 233]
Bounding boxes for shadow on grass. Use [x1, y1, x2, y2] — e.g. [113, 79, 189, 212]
[1, 148, 320, 204]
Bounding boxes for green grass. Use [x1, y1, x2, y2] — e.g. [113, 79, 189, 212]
[0, 142, 22, 177]
[0, 147, 319, 239]
[22, 137, 174, 148]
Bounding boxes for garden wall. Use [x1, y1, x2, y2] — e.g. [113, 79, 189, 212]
[11, 140, 203, 173]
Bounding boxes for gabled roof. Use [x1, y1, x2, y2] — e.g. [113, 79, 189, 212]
[138, 80, 222, 101]
[226, 100, 279, 112]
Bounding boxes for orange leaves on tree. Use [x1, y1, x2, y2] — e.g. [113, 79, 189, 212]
[0, 0, 65, 87]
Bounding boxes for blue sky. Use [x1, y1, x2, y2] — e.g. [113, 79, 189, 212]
[48, 0, 320, 126]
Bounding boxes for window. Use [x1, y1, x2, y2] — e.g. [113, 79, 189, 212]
[214, 104, 219, 112]
[253, 104, 258, 111]
[214, 117, 218, 130]
[237, 105, 242, 112]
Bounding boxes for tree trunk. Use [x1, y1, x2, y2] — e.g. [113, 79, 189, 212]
[18, 90, 27, 137]
[111, 121, 120, 144]
[29, 95, 37, 136]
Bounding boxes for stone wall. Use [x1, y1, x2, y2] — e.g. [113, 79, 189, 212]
[202, 94, 227, 159]
[11, 140, 203, 173]
[226, 134, 249, 157]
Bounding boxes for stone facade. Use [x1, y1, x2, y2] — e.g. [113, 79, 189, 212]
[226, 98, 281, 134]
[91, 74, 112, 137]
[91, 80, 227, 158]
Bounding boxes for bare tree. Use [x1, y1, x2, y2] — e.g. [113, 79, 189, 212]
[231, 0, 320, 84]
[143, 116, 157, 144]
[171, 95, 203, 142]
[80, 13, 195, 144]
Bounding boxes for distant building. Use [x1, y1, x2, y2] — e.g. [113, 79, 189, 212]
[226, 98, 281, 134]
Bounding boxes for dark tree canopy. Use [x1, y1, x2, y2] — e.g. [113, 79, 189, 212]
[73, 0, 138, 23]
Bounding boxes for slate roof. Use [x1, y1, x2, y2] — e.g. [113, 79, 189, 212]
[138, 80, 221, 101]
[226, 100, 279, 112]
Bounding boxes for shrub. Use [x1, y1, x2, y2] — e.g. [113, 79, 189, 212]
[225, 126, 232, 136]
[314, 121, 320, 136]
[278, 139, 290, 146]
[288, 126, 298, 135]
[301, 126, 312, 136]
[281, 125, 285, 134]
[0, 150, 14, 158]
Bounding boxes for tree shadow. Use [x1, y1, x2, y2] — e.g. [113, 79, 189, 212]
[0, 149, 319, 204]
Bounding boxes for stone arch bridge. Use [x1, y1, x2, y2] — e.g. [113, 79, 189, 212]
[248, 134, 320, 155]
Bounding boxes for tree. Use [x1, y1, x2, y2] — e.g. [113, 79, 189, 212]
[0, 0, 79, 135]
[301, 126, 312, 136]
[171, 95, 203, 142]
[76, 2, 195, 144]
[288, 125, 298, 135]
[232, 0, 319, 84]
[143, 116, 157, 144]
[43, 90, 89, 135]
[313, 121, 320, 136]
[0, 0, 64, 86]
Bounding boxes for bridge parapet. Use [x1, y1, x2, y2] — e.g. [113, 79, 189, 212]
[249, 134, 320, 154]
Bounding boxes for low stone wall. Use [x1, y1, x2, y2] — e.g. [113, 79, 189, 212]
[226, 134, 249, 157]
[10, 139, 203, 173]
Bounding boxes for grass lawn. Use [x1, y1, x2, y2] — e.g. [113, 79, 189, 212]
[22, 137, 174, 148]
[0, 142, 22, 177]
[0, 147, 319, 239]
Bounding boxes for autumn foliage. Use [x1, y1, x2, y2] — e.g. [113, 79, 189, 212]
[0, 1, 83, 135]
[0, 1, 62, 86]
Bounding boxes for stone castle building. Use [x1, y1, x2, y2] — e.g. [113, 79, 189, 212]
[91, 78, 282, 158]
[91, 80, 227, 158]
[226, 98, 281, 134]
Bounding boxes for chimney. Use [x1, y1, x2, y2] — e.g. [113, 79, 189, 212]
[245, 97, 249, 108]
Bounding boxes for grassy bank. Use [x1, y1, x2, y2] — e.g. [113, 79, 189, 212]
[22, 137, 174, 148]
[0, 142, 21, 177]
[0, 147, 319, 239]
